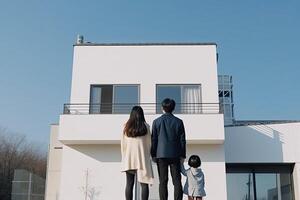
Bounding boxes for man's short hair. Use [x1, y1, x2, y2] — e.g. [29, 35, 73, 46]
[161, 98, 176, 113]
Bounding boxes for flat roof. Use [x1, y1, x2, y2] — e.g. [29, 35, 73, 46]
[73, 42, 217, 47]
[225, 120, 300, 127]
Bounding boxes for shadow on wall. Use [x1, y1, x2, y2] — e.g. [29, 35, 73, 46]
[68, 143, 225, 163]
[69, 144, 122, 163]
[225, 124, 284, 162]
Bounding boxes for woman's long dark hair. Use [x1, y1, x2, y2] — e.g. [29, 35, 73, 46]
[124, 106, 148, 137]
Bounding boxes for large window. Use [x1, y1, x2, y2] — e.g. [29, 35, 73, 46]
[226, 164, 294, 200]
[90, 85, 139, 114]
[227, 173, 255, 200]
[156, 84, 201, 114]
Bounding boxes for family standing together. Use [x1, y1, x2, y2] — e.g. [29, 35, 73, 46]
[121, 98, 206, 200]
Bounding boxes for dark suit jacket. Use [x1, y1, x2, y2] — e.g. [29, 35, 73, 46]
[151, 113, 186, 159]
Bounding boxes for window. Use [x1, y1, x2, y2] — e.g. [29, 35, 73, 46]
[113, 85, 139, 113]
[227, 173, 255, 200]
[90, 85, 139, 114]
[156, 84, 201, 114]
[256, 173, 293, 200]
[226, 164, 294, 200]
[90, 85, 113, 114]
[218, 90, 231, 97]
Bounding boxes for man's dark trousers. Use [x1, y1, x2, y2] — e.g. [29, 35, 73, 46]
[157, 158, 183, 200]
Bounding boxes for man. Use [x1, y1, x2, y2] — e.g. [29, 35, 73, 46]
[151, 98, 186, 200]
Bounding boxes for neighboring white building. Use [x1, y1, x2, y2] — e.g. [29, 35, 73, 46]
[45, 40, 300, 200]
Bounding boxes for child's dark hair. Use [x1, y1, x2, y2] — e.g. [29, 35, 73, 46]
[188, 155, 201, 168]
[161, 98, 176, 113]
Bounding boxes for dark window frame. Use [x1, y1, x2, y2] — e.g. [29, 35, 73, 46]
[89, 84, 140, 114]
[226, 163, 295, 200]
[155, 84, 202, 114]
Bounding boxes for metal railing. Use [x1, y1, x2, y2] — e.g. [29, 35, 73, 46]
[63, 103, 222, 115]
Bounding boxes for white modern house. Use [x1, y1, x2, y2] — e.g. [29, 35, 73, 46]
[45, 39, 300, 200]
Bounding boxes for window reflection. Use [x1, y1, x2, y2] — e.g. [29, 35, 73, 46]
[156, 85, 181, 113]
[280, 173, 293, 200]
[256, 174, 278, 200]
[90, 85, 139, 114]
[226, 173, 254, 200]
[114, 85, 139, 114]
[156, 85, 201, 114]
[226, 171, 293, 200]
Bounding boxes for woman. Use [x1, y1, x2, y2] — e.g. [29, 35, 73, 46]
[121, 106, 154, 200]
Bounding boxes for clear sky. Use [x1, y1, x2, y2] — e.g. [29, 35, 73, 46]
[0, 0, 299, 149]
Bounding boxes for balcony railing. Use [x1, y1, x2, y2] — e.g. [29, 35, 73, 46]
[63, 103, 222, 115]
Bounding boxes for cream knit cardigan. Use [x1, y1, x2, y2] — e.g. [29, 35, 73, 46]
[121, 123, 154, 184]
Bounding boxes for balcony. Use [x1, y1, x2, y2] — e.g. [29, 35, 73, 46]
[63, 103, 221, 115]
[58, 103, 225, 144]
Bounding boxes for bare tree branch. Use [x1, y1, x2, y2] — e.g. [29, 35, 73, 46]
[0, 127, 47, 200]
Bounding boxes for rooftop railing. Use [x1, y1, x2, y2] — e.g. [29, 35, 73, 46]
[63, 103, 222, 115]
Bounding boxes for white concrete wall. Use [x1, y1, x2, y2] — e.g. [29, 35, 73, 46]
[59, 44, 224, 145]
[224, 122, 300, 199]
[45, 125, 63, 200]
[70, 45, 219, 104]
[58, 144, 124, 200]
[55, 44, 227, 200]
[224, 122, 300, 163]
[58, 144, 227, 200]
[293, 163, 300, 200]
[58, 114, 224, 144]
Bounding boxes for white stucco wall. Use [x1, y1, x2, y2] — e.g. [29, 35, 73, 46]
[59, 44, 224, 145]
[45, 125, 63, 200]
[293, 163, 300, 200]
[58, 144, 226, 200]
[58, 114, 224, 144]
[54, 44, 226, 200]
[70, 45, 219, 104]
[224, 122, 300, 163]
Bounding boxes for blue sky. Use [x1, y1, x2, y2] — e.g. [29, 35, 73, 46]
[0, 0, 299, 149]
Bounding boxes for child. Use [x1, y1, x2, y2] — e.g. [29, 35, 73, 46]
[181, 155, 206, 200]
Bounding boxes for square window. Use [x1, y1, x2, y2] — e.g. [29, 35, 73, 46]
[90, 85, 139, 114]
[156, 85, 201, 114]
